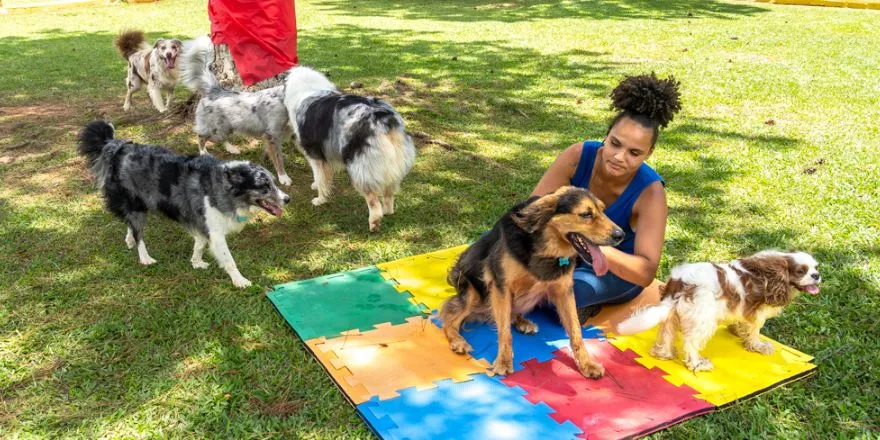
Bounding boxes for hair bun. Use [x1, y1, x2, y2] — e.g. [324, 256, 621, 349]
[610, 73, 681, 128]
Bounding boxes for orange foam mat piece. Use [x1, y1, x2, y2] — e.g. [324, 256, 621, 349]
[306, 316, 491, 404]
[376, 245, 469, 312]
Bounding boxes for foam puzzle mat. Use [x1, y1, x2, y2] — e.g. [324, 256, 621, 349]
[268, 246, 817, 439]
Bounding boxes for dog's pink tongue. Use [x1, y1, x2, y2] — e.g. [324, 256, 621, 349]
[806, 285, 820, 295]
[166, 57, 176, 69]
[587, 243, 608, 276]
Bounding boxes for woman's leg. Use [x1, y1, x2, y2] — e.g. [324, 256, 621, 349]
[572, 263, 643, 321]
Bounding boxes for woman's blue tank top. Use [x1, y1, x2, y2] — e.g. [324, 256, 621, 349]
[569, 141, 664, 255]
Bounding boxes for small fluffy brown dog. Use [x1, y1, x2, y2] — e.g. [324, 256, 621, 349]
[440, 186, 625, 378]
[616, 251, 821, 371]
[115, 30, 182, 113]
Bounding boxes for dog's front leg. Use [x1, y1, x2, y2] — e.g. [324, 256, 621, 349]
[208, 233, 251, 288]
[739, 317, 774, 355]
[164, 85, 174, 110]
[190, 234, 210, 269]
[549, 285, 604, 379]
[147, 84, 167, 113]
[489, 283, 514, 375]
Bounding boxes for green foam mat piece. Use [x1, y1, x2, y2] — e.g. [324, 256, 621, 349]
[268, 266, 426, 341]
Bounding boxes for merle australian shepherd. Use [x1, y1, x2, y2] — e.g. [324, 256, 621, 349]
[440, 186, 625, 378]
[283, 66, 416, 232]
[78, 121, 289, 288]
[179, 36, 293, 186]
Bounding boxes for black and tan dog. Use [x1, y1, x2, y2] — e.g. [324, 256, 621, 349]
[440, 186, 625, 378]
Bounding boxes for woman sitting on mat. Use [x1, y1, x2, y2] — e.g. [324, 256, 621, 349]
[532, 73, 682, 322]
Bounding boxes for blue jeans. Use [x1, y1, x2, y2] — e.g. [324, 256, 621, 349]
[572, 262, 643, 308]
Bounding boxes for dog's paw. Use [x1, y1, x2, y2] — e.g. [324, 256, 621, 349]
[311, 197, 327, 206]
[515, 319, 539, 335]
[687, 358, 714, 372]
[650, 344, 676, 360]
[449, 338, 472, 354]
[369, 221, 381, 233]
[191, 260, 210, 269]
[139, 256, 157, 265]
[232, 277, 252, 288]
[745, 340, 774, 355]
[310, 181, 318, 190]
[123, 103, 131, 112]
[578, 361, 605, 379]
[278, 174, 292, 186]
[125, 235, 136, 249]
[491, 359, 514, 376]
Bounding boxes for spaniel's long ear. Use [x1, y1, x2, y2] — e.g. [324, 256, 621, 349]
[740, 254, 794, 306]
[511, 194, 559, 233]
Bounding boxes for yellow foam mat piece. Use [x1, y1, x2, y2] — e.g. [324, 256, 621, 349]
[609, 328, 816, 406]
[376, 245, 469, 312]
[755, 0, 880, 10]
[306, 316, 491, 404]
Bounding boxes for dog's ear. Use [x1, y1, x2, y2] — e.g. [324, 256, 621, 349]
[153, 38, 166, 49]
[511, 194, 558, 233]
[170, 39, 182, 49]
[224, 166, 248, 185]
[740, 254, 793, 306]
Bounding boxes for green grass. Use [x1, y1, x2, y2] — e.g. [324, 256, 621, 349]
[1, 0, 878, 438]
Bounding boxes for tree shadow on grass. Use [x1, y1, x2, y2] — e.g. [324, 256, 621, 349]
[314, 0, 769, 23]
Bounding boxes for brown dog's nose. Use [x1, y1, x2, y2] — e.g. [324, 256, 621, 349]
[611, 228, 625, 241]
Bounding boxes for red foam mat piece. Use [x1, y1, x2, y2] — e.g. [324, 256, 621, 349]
[502, 342, 715, 439]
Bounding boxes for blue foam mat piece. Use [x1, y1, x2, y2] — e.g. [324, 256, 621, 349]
[357, 374, 582, 440]
[432, 307, 604, 372]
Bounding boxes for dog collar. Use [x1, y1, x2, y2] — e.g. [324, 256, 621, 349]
[236, 215, 250, 223]
[558, 257, 570, 267]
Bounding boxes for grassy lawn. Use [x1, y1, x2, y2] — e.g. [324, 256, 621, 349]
[1, 0, 878, 438]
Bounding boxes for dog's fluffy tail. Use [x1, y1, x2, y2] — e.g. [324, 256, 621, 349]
[78, 121, 115, 165]
[115, 30, 147, 60]
[615, 299, 673, 335]
[180, 36, 219, 94]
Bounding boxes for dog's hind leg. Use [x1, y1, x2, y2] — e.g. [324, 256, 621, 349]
[650, 313, 678, 360]
[123, 70, 141, 112]
[126, 212, 156, 265]
[306, 158, 333, 205]
[382, 186, 396, 215]
[362, 192, 384, 232]
[163, 85, 174, 111]
[439, 286, 480, 354]
[125, 227, 136, 249]
[208, 233, 251, 288]
[680, 315, 716, 372]
[514, 314, 539, 335]
[190, 234, 210, 269]
[549, 286, 604, 379]
[264, 134, 291, 186]
[739, 317, 774, 355]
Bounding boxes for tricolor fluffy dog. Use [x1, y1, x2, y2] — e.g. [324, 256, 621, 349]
[617, 251, 821, 371]
[440, 186, 625, 378]
[283, 66, 416, 232]
[78, 121, 290, 288]
[180, 36, 293, 186]
[115, 30, 182, 113]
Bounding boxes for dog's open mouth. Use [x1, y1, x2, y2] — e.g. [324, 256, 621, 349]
[566, 232, 609, 276]
[165, 55, 176, 69]
[257, 199, 283, 216]
[797, 284, 820, 295]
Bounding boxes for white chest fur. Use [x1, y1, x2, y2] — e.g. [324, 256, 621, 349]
[203, 196, 257, 236]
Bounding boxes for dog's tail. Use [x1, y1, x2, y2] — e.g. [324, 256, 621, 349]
[180, 36, 219, 94]
[615, 298, 674, 335]
[78, 121, 115, 166]
[115, 30, 147, 60]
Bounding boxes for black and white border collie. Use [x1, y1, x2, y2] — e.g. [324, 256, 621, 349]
[283, 66, 416, 232]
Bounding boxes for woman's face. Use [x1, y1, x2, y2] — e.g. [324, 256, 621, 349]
[600, 117, 655, 178]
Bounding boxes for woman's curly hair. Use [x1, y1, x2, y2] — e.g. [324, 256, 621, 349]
[610, 73, 681, 128]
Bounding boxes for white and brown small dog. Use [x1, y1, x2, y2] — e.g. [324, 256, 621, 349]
[115, 30, 182, 113]
[616, 251, 820, 372]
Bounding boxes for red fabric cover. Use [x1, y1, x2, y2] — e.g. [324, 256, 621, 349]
[502, 343, 715, 439]
[208, 0, 298, 86]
